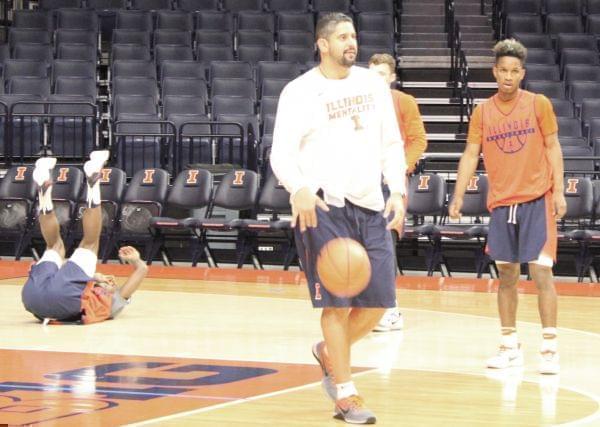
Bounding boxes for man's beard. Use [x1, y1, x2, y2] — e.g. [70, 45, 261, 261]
[338, 52, 356, 67]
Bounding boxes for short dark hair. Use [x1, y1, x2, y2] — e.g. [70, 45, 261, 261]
[493, 38, 527, 64]
[368, 53, 396, 73]
[315, 12, 353, 41]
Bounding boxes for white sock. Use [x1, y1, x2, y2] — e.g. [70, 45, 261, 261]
[38, 185, 53, 214]
[336, 381, 358, 400]
[541, 327, 558, 353]
[501, 328, 518, 349]
[86, 181, 101, 208]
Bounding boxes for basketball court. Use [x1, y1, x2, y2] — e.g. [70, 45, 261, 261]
[0, 260, 599, 426]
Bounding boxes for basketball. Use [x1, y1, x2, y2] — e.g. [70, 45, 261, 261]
[316, 238, 371, 298]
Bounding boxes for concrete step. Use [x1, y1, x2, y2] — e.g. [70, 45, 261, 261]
[427, 141, 468, 153]
[398, 47, 451, 56]
[455, 15, 489, 26]
[461, 40, 495, 49]
[462, 32, 494, 41]
[419, 103, 465, 115]
[401, 33, 448, 42]
[460, 25, 493, 33]
[402, 3, 445, 15]
[401, 15, 445, 26]
[397, 68, 453, 81]
[401, 24, 446, 33]
[463, 48, 495, 56]
[425, 121, 465, 133]
[402, 86, 457, 98]
[400, 40, 448, 48]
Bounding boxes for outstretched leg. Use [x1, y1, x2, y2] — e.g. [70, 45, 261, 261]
[33, 157, 65, 258]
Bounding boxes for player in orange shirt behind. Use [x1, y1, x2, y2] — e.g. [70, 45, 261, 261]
[369, 53, 428, 332]
[449, 39, 566, 374]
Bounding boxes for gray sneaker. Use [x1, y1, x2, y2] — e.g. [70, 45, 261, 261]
[334, 395, 376, 424]
[311, 341, 337, 401]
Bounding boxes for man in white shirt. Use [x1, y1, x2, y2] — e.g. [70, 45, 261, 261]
[270, 13, 406, 425]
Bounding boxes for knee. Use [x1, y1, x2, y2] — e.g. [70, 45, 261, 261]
[322, 307, 350, 323]
[529, 265, 555, 291]
[497, 265, 520, 287]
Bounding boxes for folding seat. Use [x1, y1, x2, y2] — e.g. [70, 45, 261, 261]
[8, 29, 52, 49]
[7, 77, 51, 98]
[176, 0, 220, 12]
[356, 13, 394, 33]
[277, 30, 314, 47]
[184, 168, 259, 267]
[562, 145, 595, 173]
[156, 10, 194, 31]
[256, 61, 300, 84]
[505, 14, 544, 37]
[38, 0, 82, 9]
[587, 0, 600, 15]
[359, 45, 390, 63]
[170, 113, 213, 170]
[215, 113, 259, 166]
[55, 29, 98, 53]
[261, 113, 275, 136]
[557, 34, 598, 53]
[54, 76, 97, 98]
[162, 77, 208, 99]
[87, 0, 128, 8]
[523, 64, 560, 84]
[113, 114, 168, 176]
[221, 0, 263, 13]
[57, 43, 97, 62]
[112, 94, 158, 118]
[12, 43, 54, 63]
[47, 93, 97, 159]
[546, 0, 582, 15]
[569, 81, 600, 106]
[104, 167, 169, 261]
[581, 98, 600, 135]
[312, 0, 351, 13]
[155, 45, 195, 69]
[401, 173, 448, 275]
[237, 44, 275, 62]
[211, 77, 256, 100]
[277, 45, 314, 62]
[525, 80, 566, 98]
[208, 62, 253, 85]
[564, 64, 600, 87]
[111, 29, 152, 48]
[115, 10, 154, 32]
[560, 48, 600, 74]
[265, 0, 309, 12]
[260, 78, 289, 98]
[546, 15, 584, 36]
[211, 94, 255, 115]
[195, 44, 235, 62]
[12, 10, 53, 31]
[161, 60, 207, 81]
[52, 59, 95, 86]
[2, 60, 49, 87]
[586, 14, 600, 35]
[111, 60, 156, 80]
[237, 29, 275, 48]
[588, 117, 600, 143]
[512, 32, 553, 49]
[194, 29, 233, 47]
[111, 43, 152, 61]
[525, 48, 556, 64]
[502, 0, 542, 15]
[550, 98, 575, 117]
[65, 166, 126, 256]
[358, 31, 394, 50]
[153, 30, 193, 47]
[237, 11, 276, 32]
[130, 0, 173, 10]
[0, 94, 45, 159]
[112, 76, 159, 103]
[353, 0, 394, 13]
[0, 165, 38, 259]
[148, 168, 214, 265]
[195, 11, 234, 31]
[259, 96, 278, 117]
[557, 116, 583, 137]
[56, 9, 100, 33]
[276, 11, 314, 33]
[163, 94, 207, 116]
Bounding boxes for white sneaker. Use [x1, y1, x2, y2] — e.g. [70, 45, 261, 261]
[84, 150, 109, 179]
[539, 350, 560, 375]
[33, 157, 57, 187]
[486, 345, 524, 369]
[373, 308, 403, 332]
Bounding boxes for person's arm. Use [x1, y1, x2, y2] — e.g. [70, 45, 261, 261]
[403, 95, 428, 173]
[117, 246, 147, 299]
[545, 133, 567, 219]
[269, 82, 328, 232]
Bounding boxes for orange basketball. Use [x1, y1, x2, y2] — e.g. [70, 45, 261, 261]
[316, 238, 371, 298]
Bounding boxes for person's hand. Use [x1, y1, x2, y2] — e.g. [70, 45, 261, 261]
[291, 187, 329, 232]
[448, 195, 463, 220]
[384, 193, 405, 232]
[94, 272, 116, 286]
[118, 246, 142, 264]
[553, 192, 567, 219]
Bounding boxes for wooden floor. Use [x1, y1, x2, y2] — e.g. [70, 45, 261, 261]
[0, 261, 599, 426]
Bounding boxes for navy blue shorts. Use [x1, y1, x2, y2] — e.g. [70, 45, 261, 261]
[22, 261, 92, 321]
[487, 192, 557, 264]
[295, 200, 397, 308]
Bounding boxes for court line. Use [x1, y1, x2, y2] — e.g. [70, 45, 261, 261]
[126, 369, 379, 426]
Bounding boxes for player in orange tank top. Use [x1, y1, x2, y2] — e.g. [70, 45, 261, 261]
[368, 53, 428, 332]
[449, 39, 566, 375]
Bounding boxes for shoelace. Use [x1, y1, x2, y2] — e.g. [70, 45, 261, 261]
[339, 395, 365, 410]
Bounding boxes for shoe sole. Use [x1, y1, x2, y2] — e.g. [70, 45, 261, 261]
[333, 412, 376, 424]
[487, 356, 524, 369]
[311, 343, 328, 377]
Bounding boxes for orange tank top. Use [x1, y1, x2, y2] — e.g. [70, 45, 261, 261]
[481, 90, 553, 210]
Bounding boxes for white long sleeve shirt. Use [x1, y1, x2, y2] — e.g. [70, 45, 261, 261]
[270, 66, 406, 211]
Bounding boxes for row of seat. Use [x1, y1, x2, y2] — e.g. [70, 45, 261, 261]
[501, 0, 600, 17]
